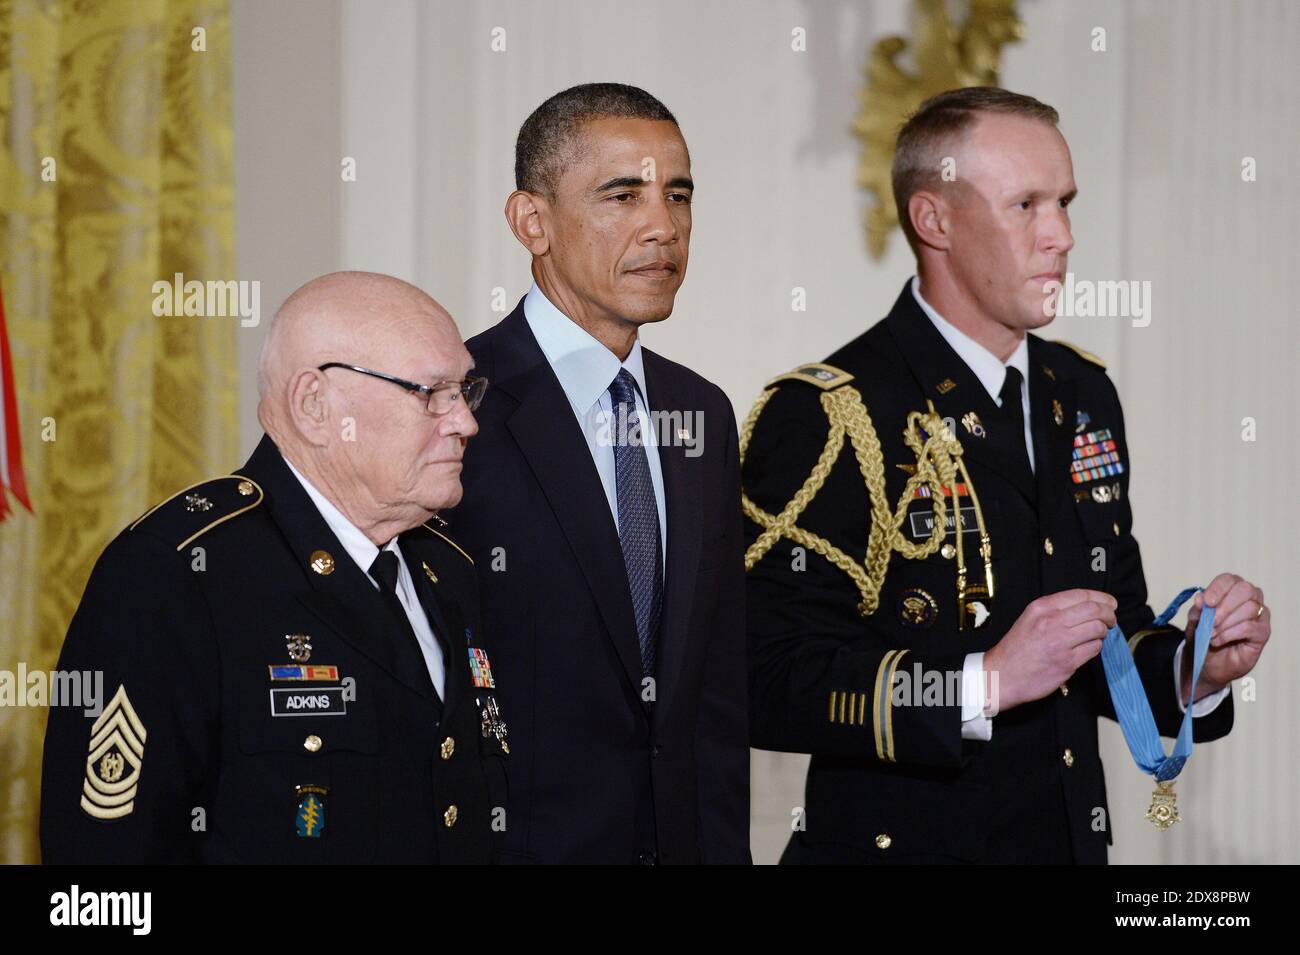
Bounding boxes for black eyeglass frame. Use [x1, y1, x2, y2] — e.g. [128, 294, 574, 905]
[317, 362, 487, 414]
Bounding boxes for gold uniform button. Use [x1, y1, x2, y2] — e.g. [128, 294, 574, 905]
[237, 479, 255, 496]
[440, 736, 455, 760]
[443, 804, 459, 827]
[303, 735, 322, 753]
[1063, 748, 1075, 768]
[1060, 684, 1070, 697]
[941, 543, 956, 560]
[875, 833, 892, 850]
[1043, 537, 1054, 556]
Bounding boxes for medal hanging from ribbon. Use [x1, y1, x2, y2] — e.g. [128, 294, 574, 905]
[1100, 586, 1214, 830]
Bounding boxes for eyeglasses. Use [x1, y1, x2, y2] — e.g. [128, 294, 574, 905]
[317, 363, 488, 415]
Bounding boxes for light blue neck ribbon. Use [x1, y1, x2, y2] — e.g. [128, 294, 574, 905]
[1100, 586, 1213, 782]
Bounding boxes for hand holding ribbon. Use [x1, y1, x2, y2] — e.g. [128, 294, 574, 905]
[1182, 573, 1270, 706]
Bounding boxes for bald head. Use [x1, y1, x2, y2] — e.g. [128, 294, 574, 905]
[256, 271, 479, 544]
[259, 271, 455, 400]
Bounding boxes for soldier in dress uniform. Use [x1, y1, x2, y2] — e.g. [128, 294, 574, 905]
[742, 88, 1271, 863]
[41, 271, 510, 863]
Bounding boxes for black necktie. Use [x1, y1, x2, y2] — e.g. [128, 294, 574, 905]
[998, 366, 1033, 477]
[369, 550, 443, 717]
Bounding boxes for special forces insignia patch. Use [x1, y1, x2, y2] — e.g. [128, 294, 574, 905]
[81, 685, 147, 821]
[295, 784, 328, 838]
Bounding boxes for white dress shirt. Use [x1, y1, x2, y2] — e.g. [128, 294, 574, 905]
[523, 282, 668, 565]
[283, 456, 446, 700]
[912, 276, 1034, 471]
[909, 277, 1227, 739]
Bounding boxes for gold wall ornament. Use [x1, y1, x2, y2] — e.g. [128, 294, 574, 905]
[852, 0, 1025, 259]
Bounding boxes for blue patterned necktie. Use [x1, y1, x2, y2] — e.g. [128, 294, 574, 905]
[608, 368, 663, 678]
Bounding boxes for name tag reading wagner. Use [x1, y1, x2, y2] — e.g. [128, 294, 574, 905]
[908, 506, 979, 541]
[270, 686, 347, 717]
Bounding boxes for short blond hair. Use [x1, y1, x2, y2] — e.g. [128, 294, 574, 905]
[892, 87, 1059, 252]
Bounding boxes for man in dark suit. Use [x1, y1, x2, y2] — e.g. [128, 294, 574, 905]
[450, 83, 750, 864]
[41, 271, 509, 862]
[742, 87, 1270, 863]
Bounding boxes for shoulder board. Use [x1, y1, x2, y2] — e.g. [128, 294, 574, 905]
[129, 475, 265, 551]
[422, 522, 475, 565]
[1051, 340, 1107, 371]
[764, 362, 854, 391]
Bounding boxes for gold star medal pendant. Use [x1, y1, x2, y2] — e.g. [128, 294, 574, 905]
[1098, 586, 1215, 831]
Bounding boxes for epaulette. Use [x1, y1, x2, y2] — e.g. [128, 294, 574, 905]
[422, 521, 475, 565]
[763, 362, 854, 391]
[129, 475, 264, 551]
[1051, 339, 1107, 371]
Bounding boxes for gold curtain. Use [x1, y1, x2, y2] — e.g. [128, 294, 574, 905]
[0, 0, 236, 863]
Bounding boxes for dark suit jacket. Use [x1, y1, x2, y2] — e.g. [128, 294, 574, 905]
[41, 435, 508, 863]
[450, 300, 750, 864]
[743, 283, 1233, 864]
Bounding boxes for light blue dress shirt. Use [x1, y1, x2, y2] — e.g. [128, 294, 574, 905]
[523, 282, 668, 565]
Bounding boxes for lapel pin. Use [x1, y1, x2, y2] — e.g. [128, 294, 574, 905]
[936, 378, 957, 395]
[1052, 399, 1064, 426]
[961, 411, 986, 438]
[309, 550, 335, 576]
[421, 560, 438, 585]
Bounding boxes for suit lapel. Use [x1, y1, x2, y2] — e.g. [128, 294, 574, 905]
[490, 308, 645, 696]
[401, 535, 463, 717]
[642, 351, 702, 719]
[885, 287, 1038, 505]
[1028, 338, 1078, 523]
[238, 436, 436, 700]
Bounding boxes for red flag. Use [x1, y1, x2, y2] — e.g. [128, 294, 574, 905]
[0, 282, 32, 520]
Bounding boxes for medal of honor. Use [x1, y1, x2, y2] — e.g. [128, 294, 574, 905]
[1100, 587, 1213, 830]
[1145, 780, 1181, 831]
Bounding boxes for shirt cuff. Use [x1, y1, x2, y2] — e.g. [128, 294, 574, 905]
[961, 652, 993, 741]
[1172, 641, 1231, 716]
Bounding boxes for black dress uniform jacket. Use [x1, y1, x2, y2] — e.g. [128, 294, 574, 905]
[448, 301, 751, 864]
[40, 435, 508, 863]
[742, 283, 1233, 864]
